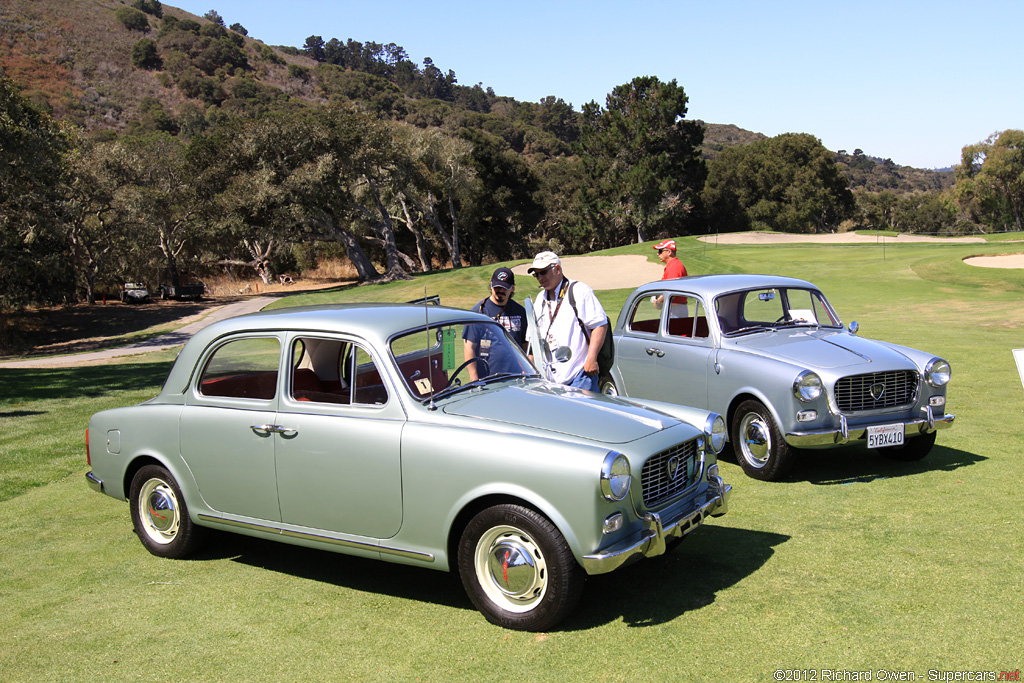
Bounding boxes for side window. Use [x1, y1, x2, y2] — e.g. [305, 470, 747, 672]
[290, 337, 388, 406]
[351, 344, 388, 405]
[199, 337, 281, 400]
[666, 298, 710, 340]
[628, 296, 663, 334]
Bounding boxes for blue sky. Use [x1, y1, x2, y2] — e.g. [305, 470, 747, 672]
[170, 0, 1022, 169]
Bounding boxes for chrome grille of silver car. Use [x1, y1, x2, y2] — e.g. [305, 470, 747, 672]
[641, 440, 699, 507]
[835, 370, 919, 413]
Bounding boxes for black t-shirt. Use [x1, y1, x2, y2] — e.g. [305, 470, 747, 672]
[469, 297, 528, 348]
[463, 297, 528, 375]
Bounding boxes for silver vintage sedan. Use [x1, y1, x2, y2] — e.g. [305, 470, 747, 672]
[86, 303, 730, 631]
[601, 275, 954, 481]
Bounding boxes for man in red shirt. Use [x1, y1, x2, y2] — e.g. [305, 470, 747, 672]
[652, 239, 688, 316]
[653, 239, 687, 279]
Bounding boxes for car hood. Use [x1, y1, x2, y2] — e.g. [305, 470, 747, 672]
[441, 382, 680, 445]
[733, 329, 914, 370]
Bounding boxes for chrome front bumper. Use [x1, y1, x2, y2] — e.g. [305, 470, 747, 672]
[581, 471, 731, 575]
[787, 408, 955, 448]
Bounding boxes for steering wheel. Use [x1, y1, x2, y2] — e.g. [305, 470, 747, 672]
[446, 357, 490, 387]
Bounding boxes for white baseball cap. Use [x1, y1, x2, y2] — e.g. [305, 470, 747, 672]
[527, 251, 561, 274]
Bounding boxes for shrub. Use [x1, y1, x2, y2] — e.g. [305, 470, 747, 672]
[115, 7, 150, 32]
[130, 38, 162, 70]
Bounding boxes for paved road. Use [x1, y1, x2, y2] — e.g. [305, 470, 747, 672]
[0, 296, 276, 369]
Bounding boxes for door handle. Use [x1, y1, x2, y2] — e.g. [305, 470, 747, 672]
[250, 424, 298, 436]
[645, 347, 665, 358]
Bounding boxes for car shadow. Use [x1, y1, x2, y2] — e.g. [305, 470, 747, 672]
[197, 533, 469, 611]
[193, 524, 787, 630]
[788, 444, 985, 486]
[564, 525, 789, 630]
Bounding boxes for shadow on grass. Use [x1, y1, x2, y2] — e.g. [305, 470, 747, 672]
[789, 444, 985, 486]
[569, 525, 789, 630]
[200, 533, 469, 611]
[193, 524, 787, 631]
[0, 362, 173, 402]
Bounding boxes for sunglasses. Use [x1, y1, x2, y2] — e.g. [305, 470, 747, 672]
[532, 267, 555, 278]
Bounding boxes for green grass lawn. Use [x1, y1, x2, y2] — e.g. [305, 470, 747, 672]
[2, 236, 1023, 681]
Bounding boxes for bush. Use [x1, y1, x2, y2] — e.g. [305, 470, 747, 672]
[115, 7, 150, 32]
[130, 38, 162, 70]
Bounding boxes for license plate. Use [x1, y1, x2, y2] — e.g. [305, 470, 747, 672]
[867, 424, 905, 448]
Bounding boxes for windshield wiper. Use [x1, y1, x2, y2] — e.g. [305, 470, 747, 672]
[727, 325, 771, 336]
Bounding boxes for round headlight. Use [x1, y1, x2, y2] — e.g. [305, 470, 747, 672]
[793, 370, 823, 402]
[704, 413, 727, 454]
[600, 452, 631, 501]
[925, 358, 951, 387]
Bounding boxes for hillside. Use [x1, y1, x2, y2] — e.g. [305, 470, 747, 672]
[1, 0, 953, 189]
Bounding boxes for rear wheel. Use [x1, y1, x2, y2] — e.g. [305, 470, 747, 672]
[880, 430, 936, 461]
[129, 464, 204, 559]
[458, 504, 584, 631]
[731, 399, 793, 481]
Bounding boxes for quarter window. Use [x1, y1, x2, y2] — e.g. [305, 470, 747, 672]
[199, 337, 281, 400]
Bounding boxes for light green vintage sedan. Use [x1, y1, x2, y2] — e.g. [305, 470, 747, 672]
[86, 303, 731, 631]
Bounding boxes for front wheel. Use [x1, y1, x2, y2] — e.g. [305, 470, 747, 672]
[458, 504, 584, 631]
[599, 375, 619, 396]
[731, 399, 794, 481]
[129, 464, 204, 559]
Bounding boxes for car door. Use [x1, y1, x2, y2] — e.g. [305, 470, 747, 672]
[612, 294, 662, 396]
[273, 335, 405, 539]
[651, 295, 715, 409]
[180, 334, 283, 521]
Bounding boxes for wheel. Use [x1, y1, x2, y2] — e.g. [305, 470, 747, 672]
[880, 430, 936, 461]
[731, 399, 793, 481]
[457, 504, 584, 631]
[129, 464, 204, 559]
[446, 357, 489, 386]
[599, 375, 619, 396]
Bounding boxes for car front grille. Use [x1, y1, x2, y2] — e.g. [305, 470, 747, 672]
[641, 440, 699, 507]
[834, 370, 919, 413]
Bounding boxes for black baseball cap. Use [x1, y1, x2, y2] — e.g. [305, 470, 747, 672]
[491, 267, 515, 290]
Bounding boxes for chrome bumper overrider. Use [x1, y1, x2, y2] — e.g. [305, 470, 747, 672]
[85, 471, 104, 493]
[581, 472, 731, 575]
[786, 409, 955, 448]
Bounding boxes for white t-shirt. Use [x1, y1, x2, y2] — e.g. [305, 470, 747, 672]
[533, 279, 608, 384]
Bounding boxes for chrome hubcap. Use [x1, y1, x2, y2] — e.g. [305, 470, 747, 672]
[740, 414, 771, 466]
[139, 479, 180, 544]
[475, 525, 547, 613]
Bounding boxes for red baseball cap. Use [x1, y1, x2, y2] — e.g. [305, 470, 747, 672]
[653, 239, 676, 251]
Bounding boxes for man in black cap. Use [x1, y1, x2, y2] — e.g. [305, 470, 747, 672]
[463, 267, 528, 380]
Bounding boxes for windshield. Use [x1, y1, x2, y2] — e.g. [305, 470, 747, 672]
[715, 287, 842, 336]
[390, 320, 539, 401]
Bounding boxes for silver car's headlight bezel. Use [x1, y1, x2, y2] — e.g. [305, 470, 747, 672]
[925, 358, 951, 387]
[600, 451, 631, 502]
[793, 370, 823, 402]
[704, 413, 727, 454]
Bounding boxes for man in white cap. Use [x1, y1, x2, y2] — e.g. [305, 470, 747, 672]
[527, 251, 609, 391]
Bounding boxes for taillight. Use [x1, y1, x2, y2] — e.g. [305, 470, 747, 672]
[85, 428, 91, 466]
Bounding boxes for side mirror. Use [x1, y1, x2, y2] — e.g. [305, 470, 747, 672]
[552, 346, 572, 363]
[848, 321, 859, 335]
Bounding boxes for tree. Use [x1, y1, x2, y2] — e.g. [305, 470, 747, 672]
[131, 38, 162, 70]
[956, 130, 1024, 232]
[0, 76, 74, 309]
[703, 133, 855, 233]
[577, 76, 706, 245]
